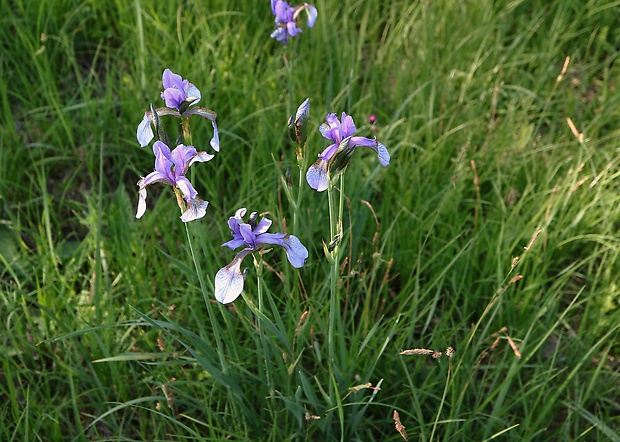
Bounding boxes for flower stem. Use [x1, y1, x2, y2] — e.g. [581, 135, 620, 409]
[292, 158, 305, 236]
[254, 255, 274, 394]
[326, 173, 346, 438]
[181, 115, 192, 145]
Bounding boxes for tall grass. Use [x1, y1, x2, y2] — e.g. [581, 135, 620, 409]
[1, 0, 619, 440]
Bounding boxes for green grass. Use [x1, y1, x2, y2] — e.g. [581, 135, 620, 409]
[1, 0, 619, 440]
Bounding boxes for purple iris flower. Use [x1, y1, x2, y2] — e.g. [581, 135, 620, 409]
[137, 69, 219, 151]
[215, 208, 309, 304]
[160, 68, 201, 110]
[136, 141, 214, 222]
[306, 112, 390, 192]
[270, 0, 317, 44]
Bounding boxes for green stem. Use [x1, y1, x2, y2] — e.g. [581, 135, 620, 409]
[326, 172, 346, 440]
[256, 255, 272, 388]
[181, 115, 192, 145]
[293, 156, 305, 236]
[327, 176, 336, 242]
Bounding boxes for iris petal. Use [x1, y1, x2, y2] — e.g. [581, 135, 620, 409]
[280, 235, 309, 268]
[350, 137, 391, 166]
[180, 198, 208, 222]
[306, 158, 329, 191]
[137, 113, 154, 147]
[305, 4, 318, 27]
[136, 179, 147, 219]
[215, 249, 252, 304]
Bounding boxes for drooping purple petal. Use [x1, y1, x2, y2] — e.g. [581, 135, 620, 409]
[254, 233, 308, 268]
[306, 158, 329, 191]
[350, 137, 390, 166]
[279, 234, 309, 268]
[137, 113, 154, 147]
[180, 197, 208, 222]
[136, 178, 147, 219]
[210, 119, 220, 152]
[215, 249, 252, 304]
[304, 4, 318, 27]
[171, 107, 218, 153]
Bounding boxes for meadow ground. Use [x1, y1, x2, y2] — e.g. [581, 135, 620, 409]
[1, 0, 619, 440]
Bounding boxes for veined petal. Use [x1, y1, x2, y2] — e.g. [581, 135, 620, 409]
[350, 136, 390, 166]
[136, 178, 147, 219]
[137, 113, 154, 147]
[280, 234, 309, 268]
[375, 142, 390, 166]
[254, 233, 308, 268]
[215, 249, 252, 304]
[180, 197, 208, 222]
[306, 158, 329, 192]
